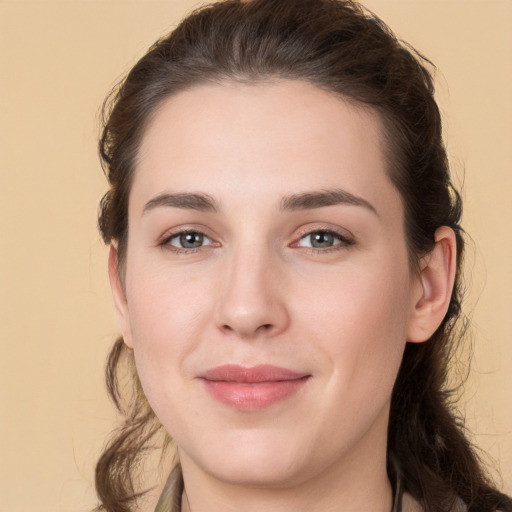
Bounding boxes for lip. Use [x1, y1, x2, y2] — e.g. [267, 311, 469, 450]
[200, 364, 310, 411]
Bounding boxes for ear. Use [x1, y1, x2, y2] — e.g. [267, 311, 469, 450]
[407, 226, 457, 343]
[108, 243, 134, 349]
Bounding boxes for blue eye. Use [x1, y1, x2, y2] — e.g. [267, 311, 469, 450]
[297, 230, 349, 249]
[167, 231, 213, 249]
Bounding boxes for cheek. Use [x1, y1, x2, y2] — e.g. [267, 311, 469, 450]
[303, 254, 411, 333]
[123, 257, 217, 404]
[300, 255, 412, 389]
[290, 262, 411, 460]
[126, 252, 214, 342]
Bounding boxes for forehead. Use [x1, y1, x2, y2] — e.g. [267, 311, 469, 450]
[133, 80, 399, 216]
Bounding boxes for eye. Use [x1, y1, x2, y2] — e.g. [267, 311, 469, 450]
[166, 231, 214, 249]
[295, 230, 351, 250]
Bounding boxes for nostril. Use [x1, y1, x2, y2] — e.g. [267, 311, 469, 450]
[221, 322, 274, 336]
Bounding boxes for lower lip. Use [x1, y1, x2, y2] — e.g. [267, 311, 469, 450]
[202, 377, 310, 411]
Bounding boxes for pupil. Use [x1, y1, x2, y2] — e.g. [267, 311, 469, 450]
[311, 232, 334, 248]
[180, 232, 203, 248]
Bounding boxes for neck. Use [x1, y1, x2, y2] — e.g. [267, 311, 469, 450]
[181, 473, 393, 512]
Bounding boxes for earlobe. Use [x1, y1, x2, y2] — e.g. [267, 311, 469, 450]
[407, 226, 457, 343]
[108, 243, 134, 349]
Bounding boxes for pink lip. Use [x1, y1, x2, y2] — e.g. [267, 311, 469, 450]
[200, 365, 310, 411]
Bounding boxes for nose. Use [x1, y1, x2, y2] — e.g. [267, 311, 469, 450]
[214, 247, 290, 340]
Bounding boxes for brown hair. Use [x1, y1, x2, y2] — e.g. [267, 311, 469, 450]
[95, 1, 512, 511]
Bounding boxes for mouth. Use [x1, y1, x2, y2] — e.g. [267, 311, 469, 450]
[199, 364, 311, 411]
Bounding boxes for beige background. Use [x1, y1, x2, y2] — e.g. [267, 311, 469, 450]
[1, 1, 510, 511]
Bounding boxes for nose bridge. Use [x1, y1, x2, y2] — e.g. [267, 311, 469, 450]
[215, 237, 288, 338]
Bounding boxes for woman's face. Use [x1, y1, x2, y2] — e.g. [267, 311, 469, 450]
[113, 80, 424, 488]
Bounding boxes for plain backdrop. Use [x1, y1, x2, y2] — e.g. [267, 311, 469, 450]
[1, 1, 511, 511]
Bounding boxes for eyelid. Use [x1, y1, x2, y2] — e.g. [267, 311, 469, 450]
[158, 225, 221, 252]
[156, 223, 354, 254]
[168, 231, 213, 248]
[290, 224, 355, 251]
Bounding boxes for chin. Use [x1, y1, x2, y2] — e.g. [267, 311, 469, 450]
[208, 458, 307, 489]
[180, 429, 314, 488]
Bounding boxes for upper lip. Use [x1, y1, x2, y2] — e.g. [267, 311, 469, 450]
[201, 364, 309, 383]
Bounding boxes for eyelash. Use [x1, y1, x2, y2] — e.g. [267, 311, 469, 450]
[292, 228, 354, 254]
[159, 227, 354, 255]
[160, 229, 217, 254]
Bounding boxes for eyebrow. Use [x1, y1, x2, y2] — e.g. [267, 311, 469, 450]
[142, 188, 378, 216]
[280, 189, 378, 216]
[142, 192, 218, 214]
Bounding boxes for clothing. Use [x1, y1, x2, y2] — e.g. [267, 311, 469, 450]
[153, 464, 425, 512]
[155, 465, 184, 512]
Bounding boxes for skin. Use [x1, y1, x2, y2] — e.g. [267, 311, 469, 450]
[109, 80, 456, 512]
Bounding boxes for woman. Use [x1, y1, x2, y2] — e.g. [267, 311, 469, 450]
[95, 1, 512, 511]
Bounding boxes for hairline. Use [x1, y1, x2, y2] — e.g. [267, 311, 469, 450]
[116, 76, 420, 274]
